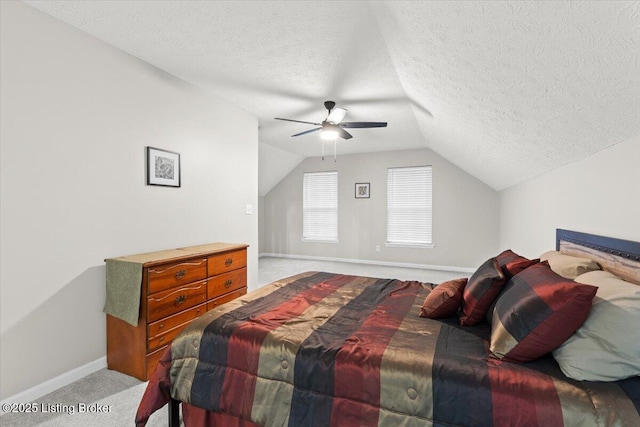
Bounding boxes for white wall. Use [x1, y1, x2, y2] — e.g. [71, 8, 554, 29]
[258, 141, 304, 254]
[259, 141, 304, 197]
[499, 135, 640, 258]
[262, 148, 499, 269]
[0, 1, 258, 400]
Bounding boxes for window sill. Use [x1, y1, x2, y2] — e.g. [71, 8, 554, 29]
[301, 238, 339, 244]
[385, 242, 435, 249]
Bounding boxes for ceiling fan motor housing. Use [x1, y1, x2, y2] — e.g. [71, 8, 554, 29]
[324, 100, 336, 111]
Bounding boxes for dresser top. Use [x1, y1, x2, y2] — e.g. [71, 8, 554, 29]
[106, 242, 248, 267]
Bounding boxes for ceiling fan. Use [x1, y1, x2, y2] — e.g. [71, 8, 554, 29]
[275, 100, 387, 140]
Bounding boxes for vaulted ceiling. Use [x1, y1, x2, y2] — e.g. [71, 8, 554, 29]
[25, 1, 640, 194]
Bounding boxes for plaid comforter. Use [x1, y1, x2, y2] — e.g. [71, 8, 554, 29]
[136, 272, 640, 426]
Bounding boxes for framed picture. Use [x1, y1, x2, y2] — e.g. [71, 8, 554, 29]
[146, 147, 181, 187]
[355, 182, 370, 198]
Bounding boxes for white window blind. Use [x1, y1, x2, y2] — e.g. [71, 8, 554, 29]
[303, 171, 338, 242]
[387, 166, 433, 247]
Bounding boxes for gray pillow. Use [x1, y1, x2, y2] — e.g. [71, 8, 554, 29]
[552, 270, 640, 381]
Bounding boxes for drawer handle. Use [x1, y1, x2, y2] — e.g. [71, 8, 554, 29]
[224, 279, 233, 289]
[175, 295, 187, 306]
[225, 258, 233, 267]
[175, 269, 186, 280]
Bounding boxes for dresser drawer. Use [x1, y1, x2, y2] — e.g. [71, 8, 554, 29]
[147, 346, 166, 379]
[207, 287, 247, 311]
[208, 249, 246, 275]
[148, 302, 206, 339]
[148, 279, 207, 322]
[148, 258, 207, 294]
[207, 268, 246, 299]
[148, 319, 195, 352]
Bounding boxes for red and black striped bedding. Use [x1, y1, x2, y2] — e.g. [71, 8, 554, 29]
[136, 271, 640, 427]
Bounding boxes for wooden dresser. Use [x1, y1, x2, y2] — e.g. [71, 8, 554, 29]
[105, 243, 248, 380]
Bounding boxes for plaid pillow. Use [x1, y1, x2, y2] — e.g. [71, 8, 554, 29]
[460, 258, 506, 326]
[490, 263, 597, 363]
[496, 249, 537, 280]
[419, 278, 468, 319]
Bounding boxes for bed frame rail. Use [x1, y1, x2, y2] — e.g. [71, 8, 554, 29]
[169, 399, 180, 427]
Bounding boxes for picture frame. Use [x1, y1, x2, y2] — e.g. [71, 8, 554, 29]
[355, 182, 370, 199]
[146, 147, 181, 187]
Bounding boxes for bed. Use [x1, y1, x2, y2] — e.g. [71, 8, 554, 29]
[135, 229, 640, 426]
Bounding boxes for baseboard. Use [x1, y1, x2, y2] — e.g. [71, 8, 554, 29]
[1, 356, 107, 409]
[259, 252, 476, 274]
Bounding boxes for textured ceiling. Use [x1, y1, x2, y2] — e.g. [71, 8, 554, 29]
[24, 1, 640, 191]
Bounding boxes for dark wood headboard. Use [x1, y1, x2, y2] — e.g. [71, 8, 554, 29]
[556, 229, 640, 284]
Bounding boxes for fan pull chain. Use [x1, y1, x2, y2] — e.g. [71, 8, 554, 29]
[322, 140, 325, 160]
[334, 140, 337, 162]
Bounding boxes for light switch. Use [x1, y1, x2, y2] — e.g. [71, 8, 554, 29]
[245, 204, 253, 215]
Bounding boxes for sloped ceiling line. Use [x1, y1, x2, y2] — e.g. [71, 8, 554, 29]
[23, 1, 640, 192]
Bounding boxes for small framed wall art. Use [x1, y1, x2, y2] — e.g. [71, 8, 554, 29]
[355, 182, 370, 198]
[146, 147, 181, 187]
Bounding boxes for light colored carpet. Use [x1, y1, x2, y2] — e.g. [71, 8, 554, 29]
[257, 256, 464, 287]
[0, 370, 165, 427]
[1, 257, 463, 426]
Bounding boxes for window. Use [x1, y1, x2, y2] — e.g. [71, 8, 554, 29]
[386, 166, 433, 247]
[302, 171, 338, 242]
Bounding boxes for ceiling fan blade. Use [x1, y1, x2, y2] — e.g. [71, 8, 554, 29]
[340, 121, 387, 128]
[337, 127, 353, 140]
[292, 127, 322, 137]
[275, 118, 322, 126]
[327, 107, 347, 124]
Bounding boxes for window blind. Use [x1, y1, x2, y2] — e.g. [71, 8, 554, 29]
[303, 171, 338, 242]
[387, 166, 432, 247]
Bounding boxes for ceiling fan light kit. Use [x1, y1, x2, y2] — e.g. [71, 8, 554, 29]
[320, 128, 339, 140]
[274, 100, 388, 158]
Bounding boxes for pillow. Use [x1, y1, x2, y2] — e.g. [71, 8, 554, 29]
[419, 278, 468, 319]
[496, 249, 537, 279]
[552, 270, 640, 381]
[460, 258, 506, 326]
[539, 250, 600, 280]
[489, 263, 597, 363]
